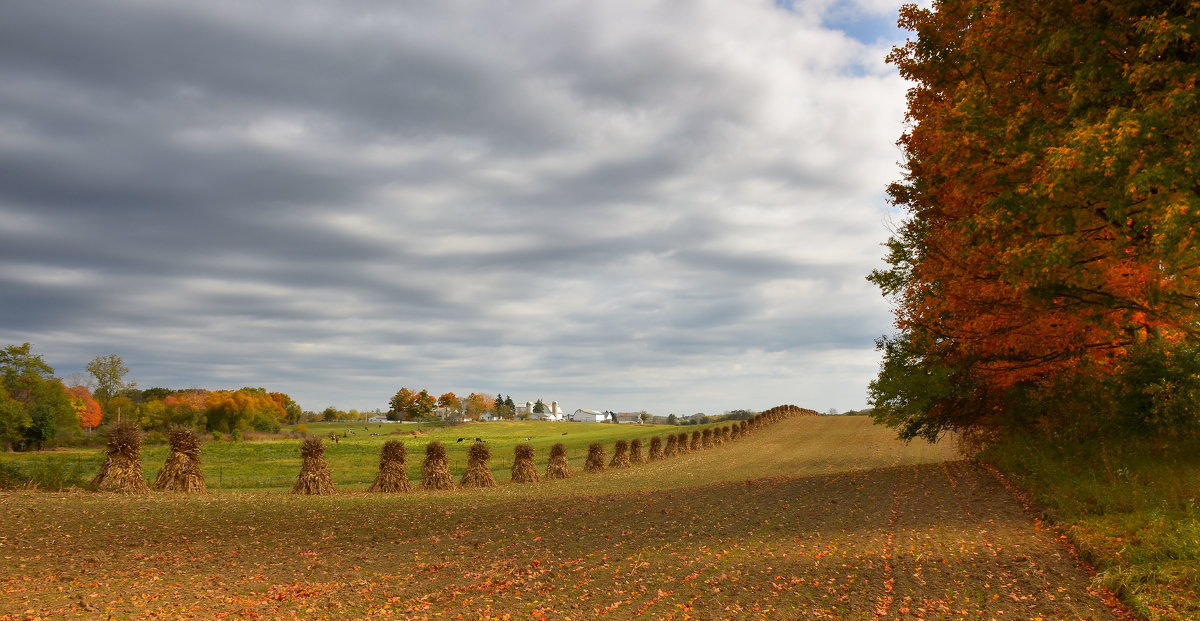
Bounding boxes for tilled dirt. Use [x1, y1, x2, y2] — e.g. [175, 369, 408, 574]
[1, 420, 1122, 620]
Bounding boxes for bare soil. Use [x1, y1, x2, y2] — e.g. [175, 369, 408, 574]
[0, 417, 1119, 620]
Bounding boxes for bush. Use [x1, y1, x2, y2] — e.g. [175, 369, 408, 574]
[211, 431, 224, 442]
[249, 414, 281, 433]
[144, 430, 168, 445]
[294, 424, 310, 436]
[231, 428, 244, 442]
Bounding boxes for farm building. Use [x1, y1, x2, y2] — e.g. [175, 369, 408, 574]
[614, 412, 644, 424]
[432, 406, 460, 420]
[516, 400, 564, 421]
[571, 409, 608, 423]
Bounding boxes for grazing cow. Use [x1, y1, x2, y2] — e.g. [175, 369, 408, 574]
[475, 437, 484, 442]
[457, 438, 465, 443]
[561, 432, 568, 436]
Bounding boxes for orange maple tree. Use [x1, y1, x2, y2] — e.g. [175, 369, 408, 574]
[870, 0, 1200, 439]
[66, 385, 102, 430]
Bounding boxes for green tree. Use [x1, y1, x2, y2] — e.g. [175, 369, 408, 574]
[86, 354, 132, 418]
[23, 379, 75, 449]
[489, 394, 515, 420]
[0, 387, 31, 451]
[1, 343, 77, 450]
[666, 413, 677, 425]
[533, 399, 546, 414]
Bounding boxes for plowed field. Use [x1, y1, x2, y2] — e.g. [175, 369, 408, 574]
[0, 417, 1121, 619]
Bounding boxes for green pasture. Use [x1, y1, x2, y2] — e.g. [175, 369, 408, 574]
[0, 420, 733, 492]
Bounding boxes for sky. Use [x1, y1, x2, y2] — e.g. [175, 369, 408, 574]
[0, 0, 914, 416]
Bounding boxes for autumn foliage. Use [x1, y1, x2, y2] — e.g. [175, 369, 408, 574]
[66, 385, 102, 430]
[871, 0, 1200, 440]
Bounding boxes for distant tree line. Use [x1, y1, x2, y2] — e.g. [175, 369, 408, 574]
[386, 389, 549, 423]
[1, 343, 307, 451]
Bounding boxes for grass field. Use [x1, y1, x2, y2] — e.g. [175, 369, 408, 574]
[0, 421, 733, 492]
[982, 434, 1200, 620]
[0, 416, 1131, 620]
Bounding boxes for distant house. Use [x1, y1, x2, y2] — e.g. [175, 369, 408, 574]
[432, 406, 459, 421]
[571, 408, 607, 423]
[367, 415, 391, 423]
[614, 412, 644, 425]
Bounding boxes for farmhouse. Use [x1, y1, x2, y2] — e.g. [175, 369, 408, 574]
[432, 406, 458, 420]
[614, 412, 644, 424]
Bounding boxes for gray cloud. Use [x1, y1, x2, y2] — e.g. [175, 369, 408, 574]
[0, 0, 908, 414]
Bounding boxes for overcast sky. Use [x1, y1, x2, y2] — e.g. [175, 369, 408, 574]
[0, 0, 911, 416]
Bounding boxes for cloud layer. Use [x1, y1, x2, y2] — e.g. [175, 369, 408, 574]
[0, 0, 908, 415]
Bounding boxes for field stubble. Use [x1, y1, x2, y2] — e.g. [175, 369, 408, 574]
[0, 417, 1121, 620]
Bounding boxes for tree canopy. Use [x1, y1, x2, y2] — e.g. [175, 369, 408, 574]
[86, 354, 131, 417]
[0, 343, 79, 450]
[870, 0, 1200, 440]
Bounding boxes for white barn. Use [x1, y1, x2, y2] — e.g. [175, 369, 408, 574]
[571, 408, 607, 423]
[516, 400, 564, 421]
